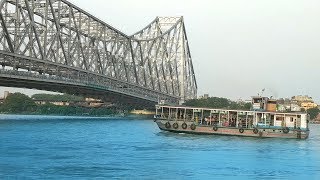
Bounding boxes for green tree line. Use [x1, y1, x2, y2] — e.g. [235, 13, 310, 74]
[31, 93, 84, 102]
[183, 97, 252, 110]
[0, 93, 115, 116]
[307, 108, 320, 120]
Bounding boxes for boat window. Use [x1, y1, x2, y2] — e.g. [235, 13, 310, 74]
[290, 117, 294, 122]
[276, 116, 284, 121]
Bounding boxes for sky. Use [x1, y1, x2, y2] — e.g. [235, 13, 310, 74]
[1, 0, 320, 103]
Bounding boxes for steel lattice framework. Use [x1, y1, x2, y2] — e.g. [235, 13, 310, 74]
[0, 0, 197, 106]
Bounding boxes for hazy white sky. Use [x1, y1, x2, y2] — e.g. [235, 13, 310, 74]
[1, 0, 320, 102]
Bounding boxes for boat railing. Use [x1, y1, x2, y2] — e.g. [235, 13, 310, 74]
[157, 113, 194, 122]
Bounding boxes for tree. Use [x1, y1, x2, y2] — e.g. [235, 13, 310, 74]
[184, 97, 229, 108]
[2, 93, 37, 113]
[31, 93, 84, 102]
[307, 107, 320, 120]
[243, 102, 252, 110]
[183, 97, 251, 110]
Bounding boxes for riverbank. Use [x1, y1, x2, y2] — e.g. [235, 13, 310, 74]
[0, 103, 119, 116]
[0, 112, 154, 120]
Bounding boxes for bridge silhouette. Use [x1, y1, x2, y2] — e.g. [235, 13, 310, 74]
[0, 0, 197, 107]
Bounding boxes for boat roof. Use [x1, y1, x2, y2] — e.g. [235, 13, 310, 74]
[156, 104, 307, 115]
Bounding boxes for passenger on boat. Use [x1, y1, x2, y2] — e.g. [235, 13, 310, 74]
[232, 119, 236, 127]
[238, 120, 242, 128]
[212, 115, 217, 125]
[248, 119, 253, 128]
[204, 117, 209, 125]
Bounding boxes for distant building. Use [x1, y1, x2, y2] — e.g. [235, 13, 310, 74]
[300, 102, 318, 110]
[34, 100, 70, 106]
[34, 97, 108, 107]
[277, 104, 286, 112]
[283, 98, 291, 111]
[130, 109, 154, 115]
[244, 99, 252, 104]
[290, 100, 301, 112]
[85, 98, 105, 107]
[292, 95, 314, 103]
[198, 94, 209, 99]
[291, 95, 317, 110]
[4, 91, 9, 99]
[277, 98, 301, 112]
[0, 91, 11, 104]
[277, 98, 284, 105]
[290, 104, 301, 112]
[275, 95, 318, 112]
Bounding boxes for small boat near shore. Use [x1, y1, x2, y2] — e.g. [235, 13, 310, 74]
[154, 97, 310, 139]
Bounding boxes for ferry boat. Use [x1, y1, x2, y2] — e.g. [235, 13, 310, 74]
[154, 97, 310, 139]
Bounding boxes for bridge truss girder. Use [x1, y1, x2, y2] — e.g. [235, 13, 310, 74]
[0, 0, 197, 106]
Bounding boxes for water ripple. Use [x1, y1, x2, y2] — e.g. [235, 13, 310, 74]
[0, 115, 319, 179]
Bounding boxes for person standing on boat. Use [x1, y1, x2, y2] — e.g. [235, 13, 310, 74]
[224, 121, 229, 127]
[205, 117, 209, 125]
[249, 119, 253, 128]
[238, 119, 242, 128]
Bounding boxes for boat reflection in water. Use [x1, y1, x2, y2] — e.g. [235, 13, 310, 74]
[154, 97, 310, 139]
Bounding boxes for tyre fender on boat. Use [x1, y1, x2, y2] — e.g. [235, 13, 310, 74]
[182, 122, 187, 129]
[213, 125, 218, 131]
[239, 128, 244, 133]
[253, 128, 259, 134]
[173, 122, 179, 129]
[283, 127, 290, 134]
[190, 123, 196, 130]
[165, 122, 171, 129]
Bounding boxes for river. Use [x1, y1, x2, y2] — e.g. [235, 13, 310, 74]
[0, 115, 319, 179]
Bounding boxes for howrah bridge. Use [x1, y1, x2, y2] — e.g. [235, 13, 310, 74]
[0, 0, 197, 108]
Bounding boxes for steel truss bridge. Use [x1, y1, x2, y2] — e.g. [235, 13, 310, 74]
[0, 0, 197, 107]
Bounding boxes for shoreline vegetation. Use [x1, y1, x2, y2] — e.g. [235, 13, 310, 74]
[0, 93, 121, 117]
[0, 93, 252, 117]
[1, 92, 319, 121]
